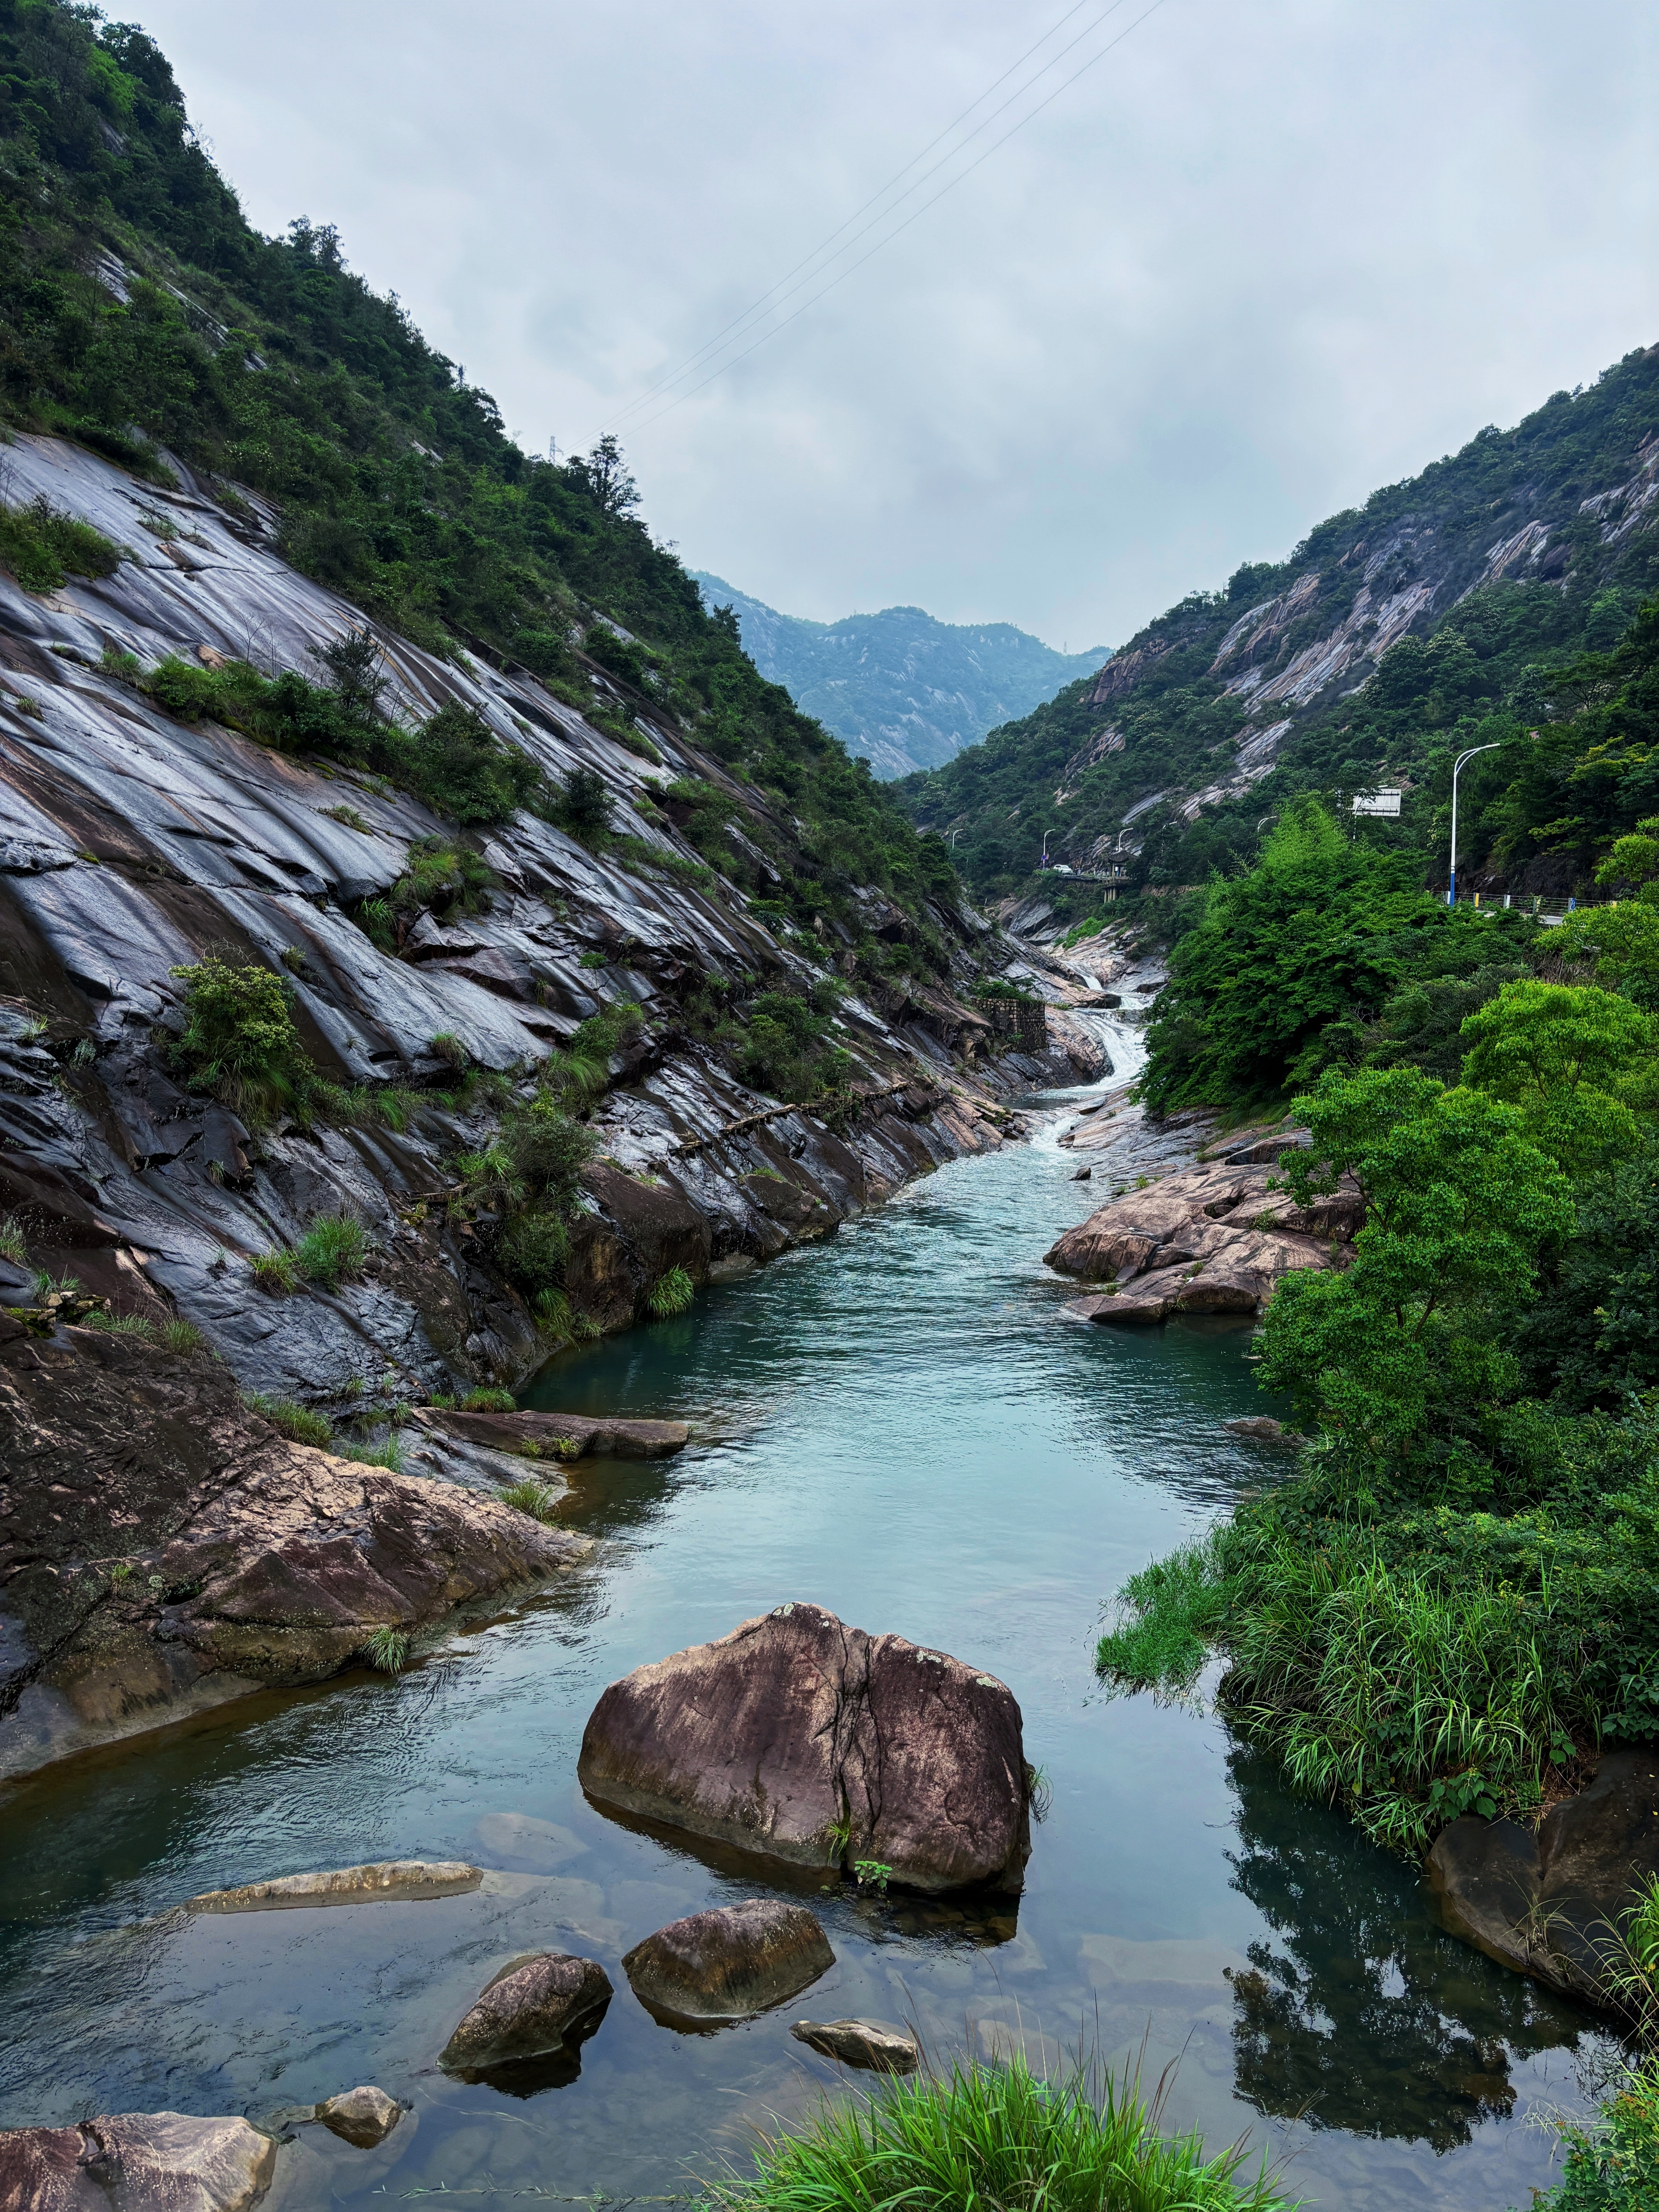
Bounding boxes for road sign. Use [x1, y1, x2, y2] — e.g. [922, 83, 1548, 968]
[1352, 789, 1403, 818]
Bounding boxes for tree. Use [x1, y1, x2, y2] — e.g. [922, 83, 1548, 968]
[311, 626, 387, 726]
[569, 435, 638, 518]
[556, 765, 614, 840]
[1258, 1067, 1573, 1462]
[1459, 979, 1656, 1171]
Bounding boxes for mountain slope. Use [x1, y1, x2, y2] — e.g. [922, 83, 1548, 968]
[692, 572, 1109, 779]
[897, 351, 1659, 907]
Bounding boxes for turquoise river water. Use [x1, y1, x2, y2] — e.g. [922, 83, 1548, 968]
[0, 1035, 1615, 2207]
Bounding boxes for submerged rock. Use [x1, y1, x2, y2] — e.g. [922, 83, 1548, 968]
[1223, 1416, 1303, 1446]
[623, 1900, 833, 2026]
[187, 1861, 481, 1912]
[420, 1407, 689, 1458]
[0, 2111, 276, 2210]
[1426, 1750, 1659, 2010]
[578, 1602, 1030, 1892]
[440, 1951, 614, 2075]
[790, 2017, 919, 2073]
[314, 2087, 403, 2148]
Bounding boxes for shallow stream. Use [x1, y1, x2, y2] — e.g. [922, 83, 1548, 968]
[0, 1022, 1613, 2207]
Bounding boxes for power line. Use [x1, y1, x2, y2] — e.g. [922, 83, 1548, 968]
[615, 0, 1170, 442]
[597, 0, 1150, 440]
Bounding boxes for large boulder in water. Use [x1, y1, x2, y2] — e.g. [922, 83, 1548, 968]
[440, 1951, 614, 2076]
[0, 2111, 276, 2210]
[577, 1602, 1030, 1892]
[623, 1899, 833, 2026]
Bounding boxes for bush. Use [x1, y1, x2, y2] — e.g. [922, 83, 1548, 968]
[737, 986, 851, 1102]
[296, 1211, 369, 1291]
[168, 955, 315, 1121]
[647, 1264, 695, 1319]
[398, 702, 540, 826]
[555, 764, 615, 841]
[361, 1626, 410, 1673]
[1535, 2060, 1659, 2210]
[0, 495, 122, 592]
[709, 2053, 1296, 2212]
[0, 1214, 26, 1264]
[245, 1392, 332, 1447]
[358, 839, 494, 951]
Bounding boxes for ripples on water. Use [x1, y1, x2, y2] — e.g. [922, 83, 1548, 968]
[0, 1030, 1611, 2206]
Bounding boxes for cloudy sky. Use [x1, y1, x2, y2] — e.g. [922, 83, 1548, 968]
[134, 0, 1656, 648]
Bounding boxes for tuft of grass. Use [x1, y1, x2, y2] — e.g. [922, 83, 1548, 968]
[429, 1030, 468, 1069]
[249, 1248, 300, 1294]
[459, 1385, 516, 1412]
[31, 1268, 81, 1300]
[362, 1626, 411, 1673]
[0, 494, 123, 593]
[245, 1392, 333, 1448]
[159, 1319, 206, 1354]
[296, 1211, 369, 1291]
[1096, 1535, 1235, 1701]
[647, 1263, 695, 1320]
[81, 1309, 153, 1338]
[498, 1476, 560, 1523]
[340, 1436, 406, 1472]
[320, 802, 371, 832]
[709, 2053, 1296, 2212]
[0, 1213, 26, 1264]
[1028, 1764, 1054, 1823]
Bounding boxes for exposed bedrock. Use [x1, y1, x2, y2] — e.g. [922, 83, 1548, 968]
[420, 1405, 689, 1459]
[0, 1320, 587, 1779]
[623, 1900, 833, 2027]
[0, 2110, 276, 2212]
[1426, 1750, 1659, 2013]
[577, 1602, 1031, 1893]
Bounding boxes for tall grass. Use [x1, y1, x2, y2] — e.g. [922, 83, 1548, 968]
[708, 2053, 1295, 2212]
[296, 1211, 369, 1291]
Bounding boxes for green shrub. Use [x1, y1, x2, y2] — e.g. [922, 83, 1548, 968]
[647, 1264, 695, 1319]
[159, 1319, 205, 1354]
[429, 1030, 468, 1069]
[168, 955, 315, 1122]
[0, 495, 122, 592]
[296, 1211, 369, 1291]
[245, 1393, 332, 1447]
[737, 985, 851, 1102]
[512, 626, 578, 682]
[249, 1249, 299, 1294]
[498, 1477, 559, 1522]
[361, 1626, 411, 1672]
[709, 2054, 1296, 2212]
[399, 702, 540, 826]
[555, 764, 615, 841]
[359, 838, 495, 951]
[1534, 2059, 1659, 2210]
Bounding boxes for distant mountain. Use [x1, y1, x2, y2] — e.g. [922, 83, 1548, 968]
[692, 573, 1111, 780]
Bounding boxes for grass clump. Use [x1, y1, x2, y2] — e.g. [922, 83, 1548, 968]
[458, 1385, 515, 1412]
[361, 1626, 411, 1673]
[340, 1435, 406, 1472]
[244, 1393, 332, 1448]
[295, 1211, 369, 1291]
[709, 2053, 1295, 2212]
[647, 1264, 695, 1319]
[249, 1248, 299, 1294]
[0, 494, 122, 592]
[0, 1214, 27, 1263]
[357, 837, 495, 953]
[79, 1311, 205, 1354]
[498, 1477, 560, 1522]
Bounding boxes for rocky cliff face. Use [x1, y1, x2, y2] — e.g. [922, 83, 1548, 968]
[0, 432, 1081, 1425]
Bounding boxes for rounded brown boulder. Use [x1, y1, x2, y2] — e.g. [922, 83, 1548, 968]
[0, 2112, 276, 2211]
[440, 1951, 613, 2077]
[623, 1899, 833, 2027]
[577, 1603, 1030, 1892]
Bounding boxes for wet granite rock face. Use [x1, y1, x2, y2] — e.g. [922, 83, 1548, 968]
[187, 1861, 481, 1912]
[1426, 1750, 1659, 2011]
[420, 1406, 689, 1458]
[0, 1322, 586, 1778]
[441, 1951, 614, 2075]
[0, 2110, 277, 2211]
[623, 1900, 833, 2026]
[578, 1603, 1031, 1893]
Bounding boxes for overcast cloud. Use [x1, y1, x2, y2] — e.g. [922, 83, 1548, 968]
[131, 0, 1657, 648]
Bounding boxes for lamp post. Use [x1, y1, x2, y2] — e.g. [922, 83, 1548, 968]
[1448, 744, 1500, 906]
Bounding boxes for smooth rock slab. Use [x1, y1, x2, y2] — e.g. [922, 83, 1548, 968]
[441, 1951, 614, 2074]
[186, 1860, 481, 1912]
[0, 2111, 276, 2210]
[314, 2086, 402, 2148]
[623, 1900, 833, 2027]
[791, 2017, 919, 2074]
[578, 1603, 1030, 1893]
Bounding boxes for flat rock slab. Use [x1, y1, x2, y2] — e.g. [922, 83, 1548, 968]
[441, 1951, 613, 2075]
[423, 1408, 689, 1458]
[624, 1900, 832, 2027]
[314, 2086, 402, 2148]
[1426, 1750, 1659, 2009]
[187, 1860, 481, 1912]
[0, 2111, 276, 2211]
[578, 1602, 1030, 1892]
[791, 2017, 919, 2074]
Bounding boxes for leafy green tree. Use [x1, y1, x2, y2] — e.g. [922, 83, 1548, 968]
[1551, 903, 1659, 1009]
[1460, 979, 1656, 1171]
[1258, 1067, 1573, 1462]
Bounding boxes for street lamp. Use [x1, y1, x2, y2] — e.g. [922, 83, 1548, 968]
[1448, 744, 1500, 906]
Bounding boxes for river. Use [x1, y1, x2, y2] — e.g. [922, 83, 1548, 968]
[0, 1019, 1613, 2207]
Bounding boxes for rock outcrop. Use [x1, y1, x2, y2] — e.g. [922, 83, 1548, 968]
[1044, 1097, 1361, 1322]
[577, 1603, 1030, 1893]
[419, 1406, 688, 1459]
[622, 1900, 833, 2027]
[187, 1861, 481, 1912]
[440, 1951, 614, 2077]
[790, 2017, 920, 2073]
[314, 2088, 402, 2149]
[0, 1322, 586, 1778]
[0, 2111, 276, 2211]
[1426, 1750, 1659, 2012]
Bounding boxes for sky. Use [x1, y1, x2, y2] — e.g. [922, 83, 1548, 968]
[131, 0, 1658, 650]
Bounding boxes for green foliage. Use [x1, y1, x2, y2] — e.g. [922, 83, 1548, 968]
[340, 1435, 405, 1471]
[248, 1249, 298, 1294]
[735, 983, 851, 1103]
[295, 1211, 369, 1291]
[498, 1476, 559, 1523]
[458, 1385, 514, 1411]
[555, 764, 615, 841]
[1095, 1535, 1236, 1697]
[167, 955, 314, 1122]
[0, 493, 121, 590]
[708, 2054, 1297, 2212]
[358, 838, 494, 950]
[1533, 2060, 1659, 2211]
[0, 1213, 25, 1263]
[361, 1626, 411, 1673]
[646, 1264, 695, 1319]
[1459, 978, 1657, 1171]
[399, 702, 539, 826]
[245, 1392, 331, 1447]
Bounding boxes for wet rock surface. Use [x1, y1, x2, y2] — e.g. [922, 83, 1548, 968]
[0, 1324, 586, 1778]
[187, 1861, 482, 1913]
[1426, 1750, 1659, 2011]
[314, 2086, 402, 2148]
[790, 2017, 920, 2073]
[0, 2110, 277, 2211]
[577, 1602, 1030, 1892]
[440, 1951, 614, 2078]
[420, 1406, 689, 1459]
[623, 1900, 833, 2026]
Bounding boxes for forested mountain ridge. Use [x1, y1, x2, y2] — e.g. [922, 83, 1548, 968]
[690, 570, 1109, 779]
[899, 348, 1659, 907]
